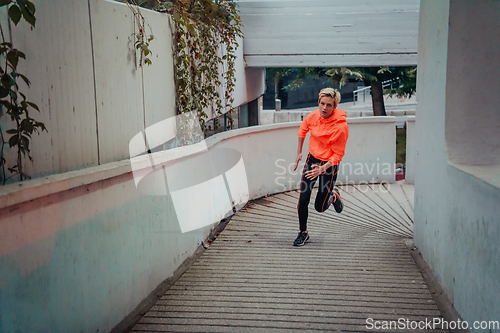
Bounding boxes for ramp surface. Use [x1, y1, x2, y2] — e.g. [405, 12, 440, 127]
[131, 184, 448, 332]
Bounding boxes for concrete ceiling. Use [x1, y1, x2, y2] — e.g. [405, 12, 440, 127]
[237, 0, 420, 67]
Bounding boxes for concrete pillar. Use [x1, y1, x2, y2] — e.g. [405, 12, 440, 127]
[248, 98, 259, 126]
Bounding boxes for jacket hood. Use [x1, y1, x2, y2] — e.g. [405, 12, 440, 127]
[316, 108, 347, 124]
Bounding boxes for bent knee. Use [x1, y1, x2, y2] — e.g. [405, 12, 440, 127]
[314, 201, 328, 213]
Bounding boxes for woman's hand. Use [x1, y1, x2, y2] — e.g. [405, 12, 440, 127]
[293, 153, 302, 171]
[305, 164, 324, 179]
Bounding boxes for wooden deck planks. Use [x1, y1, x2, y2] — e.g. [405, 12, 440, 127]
[130, 184, 449, 333]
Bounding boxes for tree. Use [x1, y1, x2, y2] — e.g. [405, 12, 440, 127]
[384, 66, 417, 99]
[334, 66, 416, 116]
[267, 68, 293, 101]
[284, 66, 417, 116]
[348, 67, 392, 116]
[284, 67, 323, 91]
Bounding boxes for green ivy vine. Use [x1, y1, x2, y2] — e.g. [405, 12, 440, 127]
[129, 0, 243, 137]
[0, 0, 46, 185]
[126, 1, 155, 67]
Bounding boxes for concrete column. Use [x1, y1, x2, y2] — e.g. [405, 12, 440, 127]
[248, 98, 259, 126]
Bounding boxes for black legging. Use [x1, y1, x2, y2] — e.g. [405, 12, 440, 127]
[297, 153, 339, 232]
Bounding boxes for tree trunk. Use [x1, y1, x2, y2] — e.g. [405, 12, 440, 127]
[370, 80, 387, 116]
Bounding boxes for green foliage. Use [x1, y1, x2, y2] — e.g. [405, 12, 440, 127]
[324, 67, 363, 87]
[287, 68, 317, 90]
[132, 0, 243, 136]
[134, 32, 154, 66]
[280, 66, 417, 116]
[126, 1, 155, 67]
[331, 66, 417, 97]
[266, 67, 293, 100]
[173, 0, 242, 135]
[1, 0, 35, 26]
[396, 127, 406, 164]
[1, 0, 46, 184]
[283, 66, 417, 93]
[281, 67, 365, 92]
[267, 68, 294, 85]
[384, 67, 417, 98]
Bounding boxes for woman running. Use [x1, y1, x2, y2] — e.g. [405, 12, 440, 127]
[293, 88, 349, 246]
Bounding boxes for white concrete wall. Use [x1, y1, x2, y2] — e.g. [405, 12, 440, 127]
[90, 1, 177, 165]
[3, 0, 176, 179]
[6, 1, 100, 178]
[445, 2, 500, 168]
[238, 0, 420, 67]
[0, 119, 396, 332]
[406, 116, 415, 184]
[414, 0, 500, 329]
[0, 166, 209, 332]
[212, 118, 396, 195]
[1, 0, 259, 183]
[261, 105, 417, 126]
[340, 117, 396, 184]
[443, 0, 500, 190]
[233, 36, 266, 107]
[259, 116, 396, 186]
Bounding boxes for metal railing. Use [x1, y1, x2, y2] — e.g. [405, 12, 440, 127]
[352, 78, 398, 105]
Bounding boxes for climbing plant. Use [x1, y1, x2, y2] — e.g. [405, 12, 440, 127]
[125, 1, 155, 68]
[0, 0, 46, 184]
[128, 0, 243, 137]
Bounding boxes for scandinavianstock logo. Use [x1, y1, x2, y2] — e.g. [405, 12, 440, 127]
[128, 112, 249, 233]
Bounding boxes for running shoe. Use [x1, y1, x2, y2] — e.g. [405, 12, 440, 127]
[293, 231, 310, 246]
[332, 188, 343, 213]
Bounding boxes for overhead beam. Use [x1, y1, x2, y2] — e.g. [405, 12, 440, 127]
[238, 0, 420, 67]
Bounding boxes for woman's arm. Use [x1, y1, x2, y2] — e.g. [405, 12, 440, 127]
[305, 161, 333, 179]
[328, 126, 349, 166]
[293, 136, 305, 171]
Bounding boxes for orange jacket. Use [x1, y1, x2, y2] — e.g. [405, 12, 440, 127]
[298, 109, 349, 165]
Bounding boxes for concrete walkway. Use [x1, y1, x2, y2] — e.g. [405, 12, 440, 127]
[130, 184, 448, 332]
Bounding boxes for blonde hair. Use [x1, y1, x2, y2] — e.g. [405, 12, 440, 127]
[318, 88, 341, 106]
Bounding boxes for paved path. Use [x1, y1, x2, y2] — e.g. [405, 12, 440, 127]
[130, 184, 448, 332]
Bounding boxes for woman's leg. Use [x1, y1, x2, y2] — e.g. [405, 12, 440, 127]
[297, 154, 319, 232]
[314, 164, 339, 213]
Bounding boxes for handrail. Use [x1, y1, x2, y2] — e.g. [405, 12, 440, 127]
[352, 78, 399, 105]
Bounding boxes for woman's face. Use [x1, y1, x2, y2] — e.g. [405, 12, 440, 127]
[319, 96, 335, 119]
